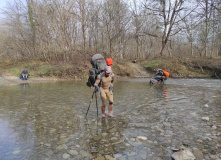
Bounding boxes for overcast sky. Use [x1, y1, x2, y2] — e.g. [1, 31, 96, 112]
[0, 0, 14, 17]
[0, 0, 13, 9]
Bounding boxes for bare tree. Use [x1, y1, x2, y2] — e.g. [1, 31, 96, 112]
[142, 0, 196, 56]
[101, 0, 130, 57]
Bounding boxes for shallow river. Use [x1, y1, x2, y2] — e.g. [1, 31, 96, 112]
[0, 78, 220, 160]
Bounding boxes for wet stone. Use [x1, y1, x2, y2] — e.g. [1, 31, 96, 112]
[44, 143, 51, 147]
[193, 148, 204, 160]
[68, 150, 78, 156]
[105, 155, 115, 160]
[56, 144, 67, 150]
[80, 150, 91, 158]
[93, 136, 102, 141]
[210, 155, 219, 159]
[49, 129, 56, 134]
[172, 149, 196, 160]
[139, 151, 147, 159]
[101, 133, 108, 137]
[114, 153, 122, 159]
[130, 138, 136, 142]
[76, 145, 80, 148]
[128, 141, 142, 147]
[62, 153, 70, 159]
[66, 140, 76, 147]
[47, 150, 54, 157]
[127, 157, 136, 160]
[153, 157, 162, 160]
[111, 137, 118, 142]
[95, 156, 105, 160]
[127, 151, 136, 156]
[12, 150, 21, 154]
[201, 117, 210, 121]
[137, 136, 147, 141]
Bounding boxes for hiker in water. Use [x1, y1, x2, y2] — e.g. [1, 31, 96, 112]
[21, 69, 29, 80]
[94, 66, 114, 117]
[154, 69, 166, 84]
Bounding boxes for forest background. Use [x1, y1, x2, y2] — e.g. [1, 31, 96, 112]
[0, 0, 220, 79]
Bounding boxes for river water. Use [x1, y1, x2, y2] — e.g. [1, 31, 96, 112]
[0, 79, 220, 160]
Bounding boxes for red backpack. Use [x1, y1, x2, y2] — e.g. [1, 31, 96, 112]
[106, 58, 113, 67]
[163, 70, 169, 77]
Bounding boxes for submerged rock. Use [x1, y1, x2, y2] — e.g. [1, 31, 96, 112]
[193, 148, 204, 160]
[68, 150, 78, 156]
[201, 117, 209, 121]
[172, 149, 196, 160]
[62, 153, 70, 159]
[95, 156, 105, 160]
[212, 125, 217, 130]
[12, 150, 21, 154]
[105, 155, 116, 160]
[137, 136, 148, 141]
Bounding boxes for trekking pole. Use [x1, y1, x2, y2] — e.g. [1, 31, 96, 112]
[95, 92, 98, 117]
[86, 91, 95, 117]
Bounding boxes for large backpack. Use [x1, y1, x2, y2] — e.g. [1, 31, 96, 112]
[86, 54, 107, 87]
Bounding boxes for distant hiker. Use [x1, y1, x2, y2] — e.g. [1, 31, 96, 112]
[151, 69, 169, 84]
[132, 59, 137, 63]
[94, 66, 114, 117]
[106, 58, 113, 67]
[21, 69, 29, 80]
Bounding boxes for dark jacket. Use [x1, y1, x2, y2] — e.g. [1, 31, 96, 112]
[21, 70, 28, 74]
[154, 71, 166, 81]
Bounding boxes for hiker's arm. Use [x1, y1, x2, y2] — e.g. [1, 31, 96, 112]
[94, 74, 101, 87]
[111, 74, 115, 83]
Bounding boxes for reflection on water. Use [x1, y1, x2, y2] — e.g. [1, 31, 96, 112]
[0, 79, 220, 159]
[19, 83, 29, 89]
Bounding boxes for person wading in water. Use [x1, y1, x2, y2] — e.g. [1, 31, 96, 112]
[94, 66, 114, 117]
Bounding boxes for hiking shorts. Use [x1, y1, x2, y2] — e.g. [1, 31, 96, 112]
[100, 88, 113, 106]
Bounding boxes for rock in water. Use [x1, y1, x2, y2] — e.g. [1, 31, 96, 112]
[172, 149, 196, 160]
[137, 136, 148, 141]
[201, 117, 209, 121]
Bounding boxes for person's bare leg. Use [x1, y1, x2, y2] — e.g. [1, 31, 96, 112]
[108, 104, 113, 117]
[101, 106, 105, 117]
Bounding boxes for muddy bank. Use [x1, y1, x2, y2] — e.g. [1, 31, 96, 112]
[139, 57, 221, 79]
[0, 57, 220, 85]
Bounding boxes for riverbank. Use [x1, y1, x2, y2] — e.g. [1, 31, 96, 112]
[0, 57, 220, 86]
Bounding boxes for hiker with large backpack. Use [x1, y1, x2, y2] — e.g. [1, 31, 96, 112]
[94, 66, 114, 117]
[86, 54, 115, 117]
